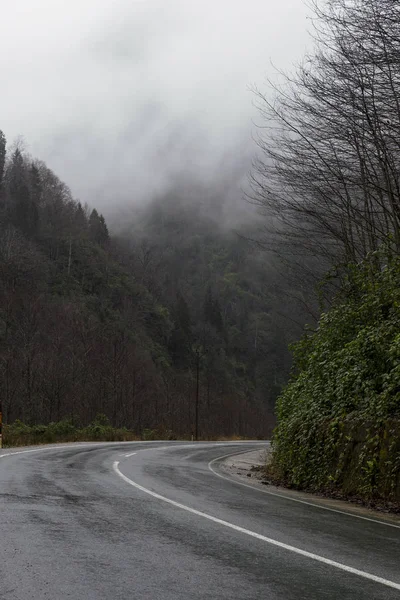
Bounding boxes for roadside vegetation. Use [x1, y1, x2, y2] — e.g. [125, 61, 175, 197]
[254, 0, 400, 507]
[268, 250, 400, 505]
[2, 415, 249, 447]
[2, 415, 140, 447]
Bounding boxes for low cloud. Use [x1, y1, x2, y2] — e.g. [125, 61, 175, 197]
[1, 0, 310, 215]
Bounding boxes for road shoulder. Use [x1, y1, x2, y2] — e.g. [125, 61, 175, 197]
[218, 448, 400, 527]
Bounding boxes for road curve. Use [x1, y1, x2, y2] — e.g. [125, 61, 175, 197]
[0, 441, 399, 599]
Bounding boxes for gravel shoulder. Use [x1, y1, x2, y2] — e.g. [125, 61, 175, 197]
[219, 447, 400, 527]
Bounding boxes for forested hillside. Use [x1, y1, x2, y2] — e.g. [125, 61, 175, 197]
[255, 0, 400, 505]
[0, 134, 302, 439]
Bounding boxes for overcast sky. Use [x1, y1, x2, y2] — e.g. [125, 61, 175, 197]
[1, 0, 311, 215]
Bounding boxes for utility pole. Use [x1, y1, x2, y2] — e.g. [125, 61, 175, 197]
[0, 399, 3, 449]
[195, 350, 200, 441]
[193, 344, 207, 441]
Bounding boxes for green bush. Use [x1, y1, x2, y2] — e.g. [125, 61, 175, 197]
[142, 428, 157, 441]
[48, 420, 77, 437]
[7, 419, 31, 435]
[270, 249, 400, 503]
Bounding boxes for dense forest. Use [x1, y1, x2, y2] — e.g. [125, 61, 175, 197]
[0, 134, 306, 439]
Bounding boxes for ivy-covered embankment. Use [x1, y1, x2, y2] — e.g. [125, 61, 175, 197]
[268, 250, 400, 507]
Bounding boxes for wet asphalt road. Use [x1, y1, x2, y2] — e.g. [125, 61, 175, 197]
[0, 441, 400, 599]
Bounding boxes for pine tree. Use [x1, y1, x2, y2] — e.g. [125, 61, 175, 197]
[8, 149, 38, 236]
[204, 286, 223, 333]
[89, 209, 110, 247]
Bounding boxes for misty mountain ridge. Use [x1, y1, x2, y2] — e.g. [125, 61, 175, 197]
[0, 131, 296, 437]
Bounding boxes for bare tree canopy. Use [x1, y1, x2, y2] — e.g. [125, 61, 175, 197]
[252, 0, 400, 267]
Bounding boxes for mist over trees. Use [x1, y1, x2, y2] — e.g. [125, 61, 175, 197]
[0, 135, 304, 438]
[5, 0, 399, 449]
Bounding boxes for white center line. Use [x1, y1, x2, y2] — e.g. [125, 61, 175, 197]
[113, 460, 400, 592]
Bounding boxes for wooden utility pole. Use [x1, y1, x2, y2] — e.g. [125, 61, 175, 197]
[0, 399, 3, 449]
[195, 351, 200, 441]
[193, 345, 207, 441]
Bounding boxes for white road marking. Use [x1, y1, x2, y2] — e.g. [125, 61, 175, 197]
[120, 443, 250, 460]
[0, 444, 98, 459]
[113, 460, 400, 591]
[208, 452, 400, 530]
[2, 441, 399, 590]
[0, 441, 165, 461]
[0, 441, 197, 462]
[4, 442, 397, 530]
[0, 441, 262, 463]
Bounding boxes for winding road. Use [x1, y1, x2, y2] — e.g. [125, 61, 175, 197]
[1, 441, 400, 599]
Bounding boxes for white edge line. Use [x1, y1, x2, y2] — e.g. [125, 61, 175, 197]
[208, 452, 400, 531]
[120, 443, 259, 460]
[112, 460, 400, 592]
[0, 443, 102, 459]
[0, 441, 176, 461]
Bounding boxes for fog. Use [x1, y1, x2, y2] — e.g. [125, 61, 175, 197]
[1, 0, 310, 216]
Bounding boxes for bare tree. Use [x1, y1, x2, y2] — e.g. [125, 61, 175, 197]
[251, 0, 400, 269]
